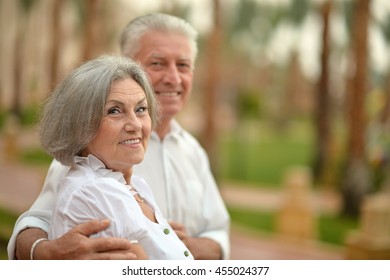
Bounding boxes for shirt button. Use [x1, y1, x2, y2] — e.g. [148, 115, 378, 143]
[163, 228, 170, 235]
[184, 251, 189, 257]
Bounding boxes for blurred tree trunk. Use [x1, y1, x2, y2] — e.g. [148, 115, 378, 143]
[12, 26, 22, 118]
[380, 74, 390, 126]
[12, 7, 24, 118]
[82, 0, 101, 61]
[0, 0, 4, 109]
[12, 0, 35, 118]
[201, 0, 221, 176]
[341, 0, 372, 216]
[313, 0, 332, 184]
[48, 0, 64, 92]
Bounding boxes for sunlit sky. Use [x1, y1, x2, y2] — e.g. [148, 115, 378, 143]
[123, 0, 390, 80]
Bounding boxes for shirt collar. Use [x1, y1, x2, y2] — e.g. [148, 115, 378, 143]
[150, 119, 184, 141]
[74, 154, 127, 184]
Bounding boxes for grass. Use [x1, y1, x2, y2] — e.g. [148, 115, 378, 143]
[20, 147, 53, 166]
[0, 208, 18, 260]
[228, 206, 359, 246]
[218, 120, 314, 187]
[319, 214, 359, 245]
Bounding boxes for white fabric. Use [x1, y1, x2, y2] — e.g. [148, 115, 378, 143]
[133, 120, 230, 259]
[49, 155, 193, 260]
[7, 120, 229, 259]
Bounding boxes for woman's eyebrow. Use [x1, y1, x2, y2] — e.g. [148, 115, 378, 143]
[137, 97, 147, 105]
[106, 96, 146, 106]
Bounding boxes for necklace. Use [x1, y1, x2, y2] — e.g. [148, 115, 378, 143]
[134, 194, 145, 203]
[129, 185, 144, 203]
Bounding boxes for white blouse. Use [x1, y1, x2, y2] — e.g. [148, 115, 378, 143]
[48, 155, 193, 260]
[134, 120, 230, 258]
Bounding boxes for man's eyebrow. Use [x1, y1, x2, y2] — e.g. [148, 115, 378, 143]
[151, 53, 163, 59]
[150, 53, 191, 61]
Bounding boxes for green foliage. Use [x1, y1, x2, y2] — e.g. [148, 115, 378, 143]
[379, 16, 390, 44]
[341, 0, 354, 39]
[237, 88, 262, 119]
[0, 105, 40, 130]
[20, 104, 41, 127]
[20, 0, 37, 12]
[0, 109, 7, 130]
[231, 0, 259, 32]
[288, 0, 310, 25]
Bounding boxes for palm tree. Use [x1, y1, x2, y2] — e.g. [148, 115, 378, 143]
[201, 0, 222, 175]
[341, 0, 372, 216]
[81, 0, 101, 61]
[12, 0, 36, 118]
[48, 0, 64, 92]
[312, 0, 332, 184]
[377, 13, 390, 127]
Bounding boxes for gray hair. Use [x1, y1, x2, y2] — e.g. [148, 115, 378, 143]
[120, 13, 198, 63]
[39, 54, 158, 166]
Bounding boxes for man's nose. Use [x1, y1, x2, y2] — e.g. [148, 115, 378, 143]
[163, 64, 181, 85]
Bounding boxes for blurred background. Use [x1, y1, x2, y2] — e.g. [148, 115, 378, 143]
[0, 0, 390, 259]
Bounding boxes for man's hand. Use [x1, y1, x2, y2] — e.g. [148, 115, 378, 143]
[169, 221, 222, 260]
[16, 220, 147, 260]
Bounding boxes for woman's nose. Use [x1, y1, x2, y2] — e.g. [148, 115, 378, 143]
[124, 113, 142, 131]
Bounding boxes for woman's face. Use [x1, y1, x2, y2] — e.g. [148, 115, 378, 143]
[83, 78, 152, 178]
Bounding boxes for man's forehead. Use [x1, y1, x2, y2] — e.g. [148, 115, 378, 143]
[150, 53, 192, 61]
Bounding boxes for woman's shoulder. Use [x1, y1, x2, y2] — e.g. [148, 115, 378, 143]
[131, 175, 152, 192]
[131, 175, 157, 200]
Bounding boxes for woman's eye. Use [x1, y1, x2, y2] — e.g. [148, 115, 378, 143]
[136, 106, 148, 113]
[107, 107, 121, 115]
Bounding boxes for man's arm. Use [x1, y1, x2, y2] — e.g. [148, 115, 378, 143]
[170, 222, 222, 260]
[184, 237, 222, 260]
[15, 220, 145, 260]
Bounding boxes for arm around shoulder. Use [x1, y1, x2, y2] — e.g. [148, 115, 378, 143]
[14, 220, 141, 260]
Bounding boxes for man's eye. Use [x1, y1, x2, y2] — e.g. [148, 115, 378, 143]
[178, 63, 191, 71]
[150, 61, 163, 68]
[178, 63, 189, 68]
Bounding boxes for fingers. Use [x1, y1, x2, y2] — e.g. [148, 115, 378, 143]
[168, 222, 187, 241]
[90, 236, 133, 253]
[130, 244, 148, 260]
[90, 251, 139, 260]
[86, 239, 146, 260]
[73, 219, 111, 236]
[169, 221, 185, 232]
[174, 230, 186, 240]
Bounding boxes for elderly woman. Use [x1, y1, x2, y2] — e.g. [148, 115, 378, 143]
[40, 54, 193, 260]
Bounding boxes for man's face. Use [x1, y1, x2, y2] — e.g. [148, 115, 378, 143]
[133, 30, 194, 122]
